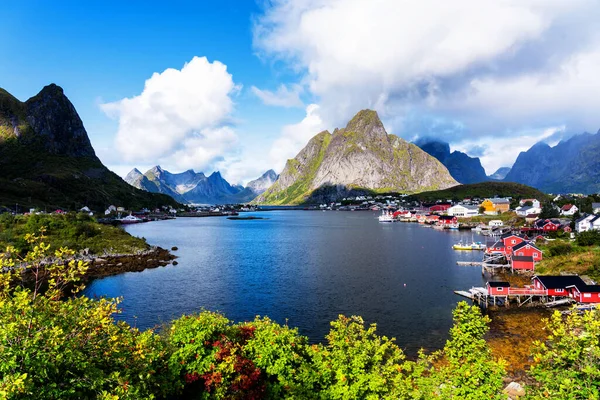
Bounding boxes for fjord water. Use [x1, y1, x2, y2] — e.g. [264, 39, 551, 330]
[83, 211, 485, 355]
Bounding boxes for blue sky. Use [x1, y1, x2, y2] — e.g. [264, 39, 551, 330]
[2, 1, 600, 183]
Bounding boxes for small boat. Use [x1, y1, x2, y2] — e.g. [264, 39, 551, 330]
[448, 223, 460, 230]
[118, 215, 143, 224]
[453, 241, 486, 250]
[378, 210, 395, 223]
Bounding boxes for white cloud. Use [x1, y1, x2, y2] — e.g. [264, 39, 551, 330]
[254, 0, 600, 165]
[251, 84, 304, 107]
[101, 56, 240, 172]
[268, 103, 325, 172]
[452, 126, 565, 175]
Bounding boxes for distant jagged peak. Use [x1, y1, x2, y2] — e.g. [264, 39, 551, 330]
[125, 168, 143, 180]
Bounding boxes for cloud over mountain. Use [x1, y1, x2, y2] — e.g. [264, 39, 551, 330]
[101, 56, 239, 172]
[254, 0, 600, 172]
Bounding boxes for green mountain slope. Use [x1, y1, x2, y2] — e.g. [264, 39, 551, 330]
[0, 84, 179, 211]
[406, 181, 548, 202]
[256, 110, 458, 205]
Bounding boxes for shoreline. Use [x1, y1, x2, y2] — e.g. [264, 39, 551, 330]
[83, 246, 177, 280]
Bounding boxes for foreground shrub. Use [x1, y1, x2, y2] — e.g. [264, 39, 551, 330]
[529, 307, 600, 399]
[0, 230, 174, 399]
[421, 302, 506, 399]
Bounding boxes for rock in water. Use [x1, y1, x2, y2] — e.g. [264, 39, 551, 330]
[256, 109, 457, 204]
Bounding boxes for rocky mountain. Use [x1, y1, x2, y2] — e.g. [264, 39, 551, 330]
[0, 84, 178, 210]
[255, 110, 457, 205]
[125, 166, 277, 204]
[414, 138, 488, 184]
[246, 169, 278, 194]
[488, 167, 511, 181]
[503, 131, 600, 194]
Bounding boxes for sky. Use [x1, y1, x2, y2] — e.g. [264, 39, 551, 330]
[2, 0, 600, 184]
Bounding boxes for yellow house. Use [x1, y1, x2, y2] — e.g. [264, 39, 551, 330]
[480, 198, 511, 214]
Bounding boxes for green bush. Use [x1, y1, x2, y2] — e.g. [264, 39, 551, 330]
[577, 230, 600, 246]
[548, 242, 573, 257]
[529, 307, 600, 399]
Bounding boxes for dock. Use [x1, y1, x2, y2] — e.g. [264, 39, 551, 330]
[457, 261, 483, 266]
[455, 286, 552, 308]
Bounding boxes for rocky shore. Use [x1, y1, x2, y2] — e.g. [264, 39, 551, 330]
[84, 246, 177, 280]
[19, 246, 177, 285]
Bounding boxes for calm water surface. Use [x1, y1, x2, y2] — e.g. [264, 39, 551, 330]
[83, 211, 485, 355]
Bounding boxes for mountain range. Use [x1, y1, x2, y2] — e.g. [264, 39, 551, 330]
[414, 138, 488, 184]
[488, 167, 511, 180]
[504, 131, 600, 194]
[256, 110, 458, 204]
[125, 167, 278, 204]
[0, 84, 178, 210]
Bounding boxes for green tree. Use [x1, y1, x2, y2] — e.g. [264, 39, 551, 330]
[528, 307, 600, 399]
[540, 203, 559, 219]
[423, 302, 506, 399]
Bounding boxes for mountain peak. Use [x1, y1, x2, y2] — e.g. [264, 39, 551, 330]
[344, 109, 385, 136]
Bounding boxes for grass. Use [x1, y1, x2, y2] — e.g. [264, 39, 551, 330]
[535, 241, 600, 280]
[0, 213, 149, 256]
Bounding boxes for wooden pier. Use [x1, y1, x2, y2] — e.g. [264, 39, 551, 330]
[454, 286, 565, 308]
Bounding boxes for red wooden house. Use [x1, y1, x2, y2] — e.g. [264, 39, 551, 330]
[511, 256, 535, 271]
[534, 219, 560, 232]
[501, 233, 526, 254]
[511, 242, 543, 262]
[487, 281, 510, 296]
[532, 275, 586, 297]
[486, 240, 505, 254]
[429, 203, 452, 213]
[566, 284, 600, 303]
[438, 215, 458, 225]
[426, 215, 440, 223]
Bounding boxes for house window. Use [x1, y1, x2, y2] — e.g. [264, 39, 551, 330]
[497, 287, 504, 291]
[518, 252, 524, 256]
[555, 289, 564, 293]
[584, 293, 592, 298]
[533, 253, 538, 258]
[512, 240, 516, 244]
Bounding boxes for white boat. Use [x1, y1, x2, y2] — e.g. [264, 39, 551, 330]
[118, 215, 143, 224]
[378, 210, 395, 223]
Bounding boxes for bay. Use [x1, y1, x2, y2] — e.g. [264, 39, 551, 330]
[83, 210, 485, 355]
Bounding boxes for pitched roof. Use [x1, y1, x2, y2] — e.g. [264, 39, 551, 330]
[561, 204, 574, 211]
[512, 256, 534, 262]
[512, 241, 541, 252]
[565, 284, 600, 293]
[533, 275, 586, 289]
[487, 241, 504, 248]
[488, 281, 510, 288]
[501, 232, 524, 239]
[490, 198, 510, 204]
[592, 203, 600, 209]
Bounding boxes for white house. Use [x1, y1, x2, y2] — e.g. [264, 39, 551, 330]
[447, 204, 479, 217]
[575, 214, 600, 233]
[516, 206, 541, 217]
[561, 204, 579, 216]
[104, 205, 117, 215]
[489, 220, 503, 227]
[519, 199, 541, 208]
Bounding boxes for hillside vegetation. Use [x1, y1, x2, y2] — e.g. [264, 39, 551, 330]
[406, 181, 548, 202]
[0, 213, 148, 255]
[0, 85, 179, 211]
